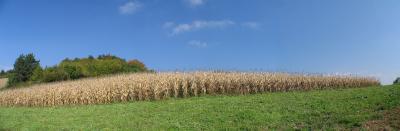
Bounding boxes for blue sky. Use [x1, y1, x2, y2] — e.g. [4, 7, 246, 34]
[0, 0, 399, 84]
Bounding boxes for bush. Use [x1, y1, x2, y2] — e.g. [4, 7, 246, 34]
[42, 67, 68, 82]
[92, 59, 127, 75]
[30, 66, 44, 82]
[59, 56, 130, 77]
[126, 59, 148, 72]
[6, 73, 19, 87]
[59, 63, 84, 80]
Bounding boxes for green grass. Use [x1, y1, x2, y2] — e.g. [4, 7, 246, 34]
[0, 85, 399, 130]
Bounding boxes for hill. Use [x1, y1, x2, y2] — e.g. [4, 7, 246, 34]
[0, 85, 399, 130]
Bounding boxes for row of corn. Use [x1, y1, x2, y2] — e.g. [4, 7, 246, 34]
[0, 72, 380, 106]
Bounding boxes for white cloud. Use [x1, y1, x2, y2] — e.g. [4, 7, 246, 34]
[163, 22, 175, 28]
[242, 22, 261, 29]
[168, 20, 235, 35]
[119, 1, 141, 15]
[185, 0, 205, 7]
[188, 40, 208, 48]
[164, 20, 261, 35]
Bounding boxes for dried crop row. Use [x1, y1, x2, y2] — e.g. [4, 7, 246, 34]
[0, 72, 380, 106]
[0, 78, 7, 89]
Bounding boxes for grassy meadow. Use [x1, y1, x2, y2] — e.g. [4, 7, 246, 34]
[0, 85, 399, 130]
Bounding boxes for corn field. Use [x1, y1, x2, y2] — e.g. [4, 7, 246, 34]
[0, 78, 7, 89]
[0, 72, 380, 107]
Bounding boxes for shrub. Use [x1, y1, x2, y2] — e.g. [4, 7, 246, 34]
[91, 59, 126, 76]
[59, 56, 129, 77]
[42, 67, 68, 82]
[59, 63, 84, 80]
[126, 59, 148, 72]
[6, 73, 19, 87]
[30, 66, 44, 82]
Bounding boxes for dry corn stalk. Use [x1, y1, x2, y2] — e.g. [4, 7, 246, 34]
[0, 72, 380, 107]
[0, 78, 7, 89]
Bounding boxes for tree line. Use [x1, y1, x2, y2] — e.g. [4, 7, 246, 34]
[5, 53, 149, 87]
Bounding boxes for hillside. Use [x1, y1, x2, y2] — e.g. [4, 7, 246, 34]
[0, 85, 399, 130]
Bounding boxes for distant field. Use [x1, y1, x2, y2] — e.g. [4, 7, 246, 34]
[0, 85, 399, 130]
[0, 72, 379, 106]
[0, 78, 7, 89]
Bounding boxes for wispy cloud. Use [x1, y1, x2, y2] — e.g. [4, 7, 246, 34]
[242, 22, 261, 29]
[165, 20, 235, 35]
[188, 40, 208, 48]
[119, 1, 141, 15]
[184, 0, 205, 7]
[163, 22, 175, 28]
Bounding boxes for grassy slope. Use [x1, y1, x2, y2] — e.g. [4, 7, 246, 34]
[0, 85, 399, 130]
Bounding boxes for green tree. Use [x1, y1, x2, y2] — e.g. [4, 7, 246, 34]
[60, 64, 84, 80]
[30, 66, 44, 82]
[8, 53, 40, 86]
[88, 55, 95, 60]
[0, 70, 5, 77]
[394, 77, 400, 85]
[62, 58, 71, 63]
[42, 67, 68, 82]
[97, 54, 125, 61]
[126, 59, 148, 72]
